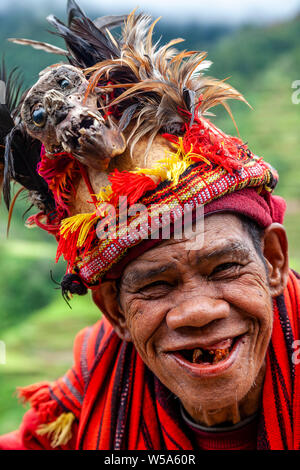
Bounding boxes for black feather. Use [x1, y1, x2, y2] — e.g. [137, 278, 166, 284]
[70, 16, 120, 59]
[67, 0, 86, 26]
[183, 88, 196, 126]
[0, 59, 24, 182]
[0, 58, 24, 113]
[8, 2, 126, 70]
[119, 104, 139, 132]
[93, 15, 127, 31]
[0, 105, 14, 142]
[47, 14, 98, 68]
[47, 3, 124, 69]
[3, 123, 55, 211]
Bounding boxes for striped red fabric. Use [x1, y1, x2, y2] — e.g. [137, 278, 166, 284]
[0, 270, 299, 450]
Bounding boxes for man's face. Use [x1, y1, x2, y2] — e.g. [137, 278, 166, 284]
[117, 213, 274, 419]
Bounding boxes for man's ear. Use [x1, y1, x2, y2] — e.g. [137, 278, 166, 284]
[262, 223, 289, 297]
[92, 281, 132, 342]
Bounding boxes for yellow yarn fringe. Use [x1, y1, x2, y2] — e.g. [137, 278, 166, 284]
[59, 138, 212, 249]
[37, 412, 75, 448]
[134, 137, 211, 185]
[96, 185, 113, 203]
[60, 212, 99, 247]
[59, 185, 116, 248]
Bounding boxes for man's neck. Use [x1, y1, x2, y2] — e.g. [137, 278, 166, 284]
[181, 362, 266, 428]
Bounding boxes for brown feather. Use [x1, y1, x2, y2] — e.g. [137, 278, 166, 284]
[6, 185, 26, 237]
[8, 38, 69, 56]
[85, 11, 249, 157]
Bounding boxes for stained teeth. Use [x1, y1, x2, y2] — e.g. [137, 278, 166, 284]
[213, 348, 230, 363]
[192, 349, 203, 364]
[191, 346, 231, 364]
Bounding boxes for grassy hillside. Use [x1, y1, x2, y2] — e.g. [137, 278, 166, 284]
[0, 290, 100, 434]
[0, 8, 300, 434]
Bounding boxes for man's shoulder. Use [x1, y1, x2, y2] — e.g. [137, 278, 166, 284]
[291, 269, 300, 282]
[72, 316, 116, 374]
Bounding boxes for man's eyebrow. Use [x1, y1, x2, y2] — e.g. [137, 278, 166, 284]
[121, 262, 176, 287]
[196, 241, 251, 262]
[121, 242, 251, 287]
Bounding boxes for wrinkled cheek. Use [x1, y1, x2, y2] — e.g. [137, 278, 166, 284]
[225, 280, 273, 328]
[241, 304, 273, 375]
[126, 297, 164, 336]
[132, 330, 157, 365]
[125, 307, 157, 364]
[255, 312, 273, 366]
[249, 300, 273, 352]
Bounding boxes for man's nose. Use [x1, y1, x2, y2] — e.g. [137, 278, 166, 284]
[166, 296, 230, 330]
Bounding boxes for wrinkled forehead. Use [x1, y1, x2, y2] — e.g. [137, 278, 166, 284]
[115, 213, 252, 283]
[148, 213, 247, 256]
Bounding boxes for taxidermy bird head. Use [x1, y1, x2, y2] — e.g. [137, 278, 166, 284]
[21, 64, 126, 171]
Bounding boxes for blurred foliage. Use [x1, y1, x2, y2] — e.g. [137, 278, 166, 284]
[0, 4, 299, 434]
[0, 195, 66, 331]
[208, 17, 300, 199]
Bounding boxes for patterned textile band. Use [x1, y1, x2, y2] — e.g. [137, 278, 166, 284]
[104, 188, 286, 281]
[72, 154, 279, 286]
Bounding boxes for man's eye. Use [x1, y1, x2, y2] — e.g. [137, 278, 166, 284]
[210, 262, 241, 276]
[139, 281, 172, 295]
[32, 107, 47, 127]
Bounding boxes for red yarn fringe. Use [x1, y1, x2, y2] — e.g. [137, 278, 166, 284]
[17, 382, 62, 424]
[55, 170, 158, 269]
[163, 120, 247, 175]
[56, 215, 98, 270]
[108, 169, 157, 206]
[37, 146, 79, 216]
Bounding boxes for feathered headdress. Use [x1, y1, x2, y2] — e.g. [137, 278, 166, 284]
[1, 0, 278, 297]
[85, 9, 247, 161]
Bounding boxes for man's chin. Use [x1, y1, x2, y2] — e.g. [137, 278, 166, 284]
[159, 333, 259, 413]
[179, 380, 251, 417]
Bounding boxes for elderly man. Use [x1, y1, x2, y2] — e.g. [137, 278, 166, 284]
[0, 1, 299, 450]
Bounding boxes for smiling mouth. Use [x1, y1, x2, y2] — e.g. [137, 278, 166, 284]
[180, 338, 234, 365]
[173, 335, 244, 371]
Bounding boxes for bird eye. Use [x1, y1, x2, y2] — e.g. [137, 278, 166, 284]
[59, 79, 70, 90]
[32, 107, 47, 127]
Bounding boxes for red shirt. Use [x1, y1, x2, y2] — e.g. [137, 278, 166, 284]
[181, 406, 258, 450]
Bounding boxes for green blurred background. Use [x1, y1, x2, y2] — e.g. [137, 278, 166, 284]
[0, 1, 300, 434]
